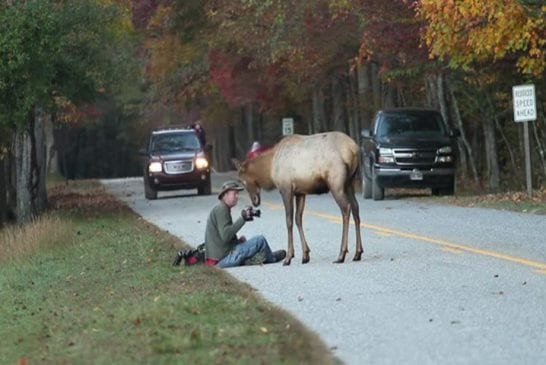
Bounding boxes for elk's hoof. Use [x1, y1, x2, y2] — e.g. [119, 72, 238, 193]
[353, 254, 362, 261]
[333, 258, 345, 264]
[302, 257, 310, 264]
[283, 259, 291, 266]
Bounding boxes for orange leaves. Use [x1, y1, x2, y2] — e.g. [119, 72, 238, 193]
[54, 96, 101, 125]
[417, 0, 545, 76]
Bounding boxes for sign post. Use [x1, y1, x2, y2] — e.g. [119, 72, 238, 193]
[282, 118, 294, 136]
[512, 84, 536, 197]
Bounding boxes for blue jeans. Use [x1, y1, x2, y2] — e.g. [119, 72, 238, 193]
[217, 235, 275, 268]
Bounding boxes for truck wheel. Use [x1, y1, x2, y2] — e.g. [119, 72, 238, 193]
[198, 178, 212, 195]
[144, 178, 157, 200]
[432, 184, 454, 196]
[442, 182, 455, 196]
[372, 170, 384, 201]
[363, 174, 372, 199]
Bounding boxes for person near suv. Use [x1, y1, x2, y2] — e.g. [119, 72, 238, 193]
[204, 180, 286, 268]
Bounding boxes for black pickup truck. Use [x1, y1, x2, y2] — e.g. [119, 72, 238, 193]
[360, 108, 460, 200]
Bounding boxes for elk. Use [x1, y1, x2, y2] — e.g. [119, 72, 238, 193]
[233, 132, 363, 265]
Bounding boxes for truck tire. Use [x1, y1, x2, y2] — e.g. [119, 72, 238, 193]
[144, 178, 157, 200]
[372, 169, 384, 201]
[198, 178, 212, 195]
[432, 179, 455, 196]
[363, 174, 372, 199]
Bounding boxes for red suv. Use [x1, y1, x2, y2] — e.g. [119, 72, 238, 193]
[139, 126, 211, 199]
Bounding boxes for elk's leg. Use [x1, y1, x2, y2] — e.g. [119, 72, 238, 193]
[295, 194, 311, 264]
[332, 190, 351, 263]
[280, 189, 295, 266]
[347, 186, 363, 261]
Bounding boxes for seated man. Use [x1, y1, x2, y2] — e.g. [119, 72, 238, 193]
[204, 180, 286, 268]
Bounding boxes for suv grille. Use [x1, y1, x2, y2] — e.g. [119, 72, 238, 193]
[164, 160, 193, 174]
[393, 149, 436, 165]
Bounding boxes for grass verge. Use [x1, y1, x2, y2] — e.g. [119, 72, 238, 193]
[0, 181, 339, 365]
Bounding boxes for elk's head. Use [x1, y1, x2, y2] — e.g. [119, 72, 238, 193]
[232, 158, 261, 207]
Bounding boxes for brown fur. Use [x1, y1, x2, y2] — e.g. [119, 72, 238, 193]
[233, 132, 363, 265]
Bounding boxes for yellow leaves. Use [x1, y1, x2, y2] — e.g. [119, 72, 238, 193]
[146, 34, 198, 83]
[418, 0, 545, 76]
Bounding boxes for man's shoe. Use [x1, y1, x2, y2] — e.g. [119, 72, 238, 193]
[272, 249, 286, 262]
[173, 250, 185, 266]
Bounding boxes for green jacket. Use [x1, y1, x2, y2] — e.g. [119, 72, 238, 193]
[204, 202, 245, 260]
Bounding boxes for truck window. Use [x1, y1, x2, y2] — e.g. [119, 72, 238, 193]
[379, 112, 446, 138]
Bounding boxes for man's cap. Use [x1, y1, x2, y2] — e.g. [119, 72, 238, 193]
[218, 180, 244, 199]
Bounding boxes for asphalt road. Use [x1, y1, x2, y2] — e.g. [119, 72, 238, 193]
[102, 172, 546, 365]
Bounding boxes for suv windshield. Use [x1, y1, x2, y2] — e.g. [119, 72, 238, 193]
[377, 111, 446, 138]
[150, 132, 201, 153]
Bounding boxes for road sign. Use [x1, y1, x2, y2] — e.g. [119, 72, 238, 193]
[512, 84, 536, 122]
[512, 84, 536, 197]
[282, 118, 294, 135]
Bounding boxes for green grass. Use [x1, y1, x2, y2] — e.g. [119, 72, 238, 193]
[0, 182, 338, 365]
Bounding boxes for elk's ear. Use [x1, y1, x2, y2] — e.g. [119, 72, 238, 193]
[231, 158, 242, 171]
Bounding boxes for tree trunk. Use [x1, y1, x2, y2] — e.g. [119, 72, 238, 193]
[13, 107, 49, 224]
[312, 85, 327, 133]
[232, 108, 247, 159]
[45, 115, 58, 175]
[211, 120, 232, 172]
[371, 62, 381, 110]
[34, 108, 48, 211]
[331, 74, 346, 132]
[13, 125, 33, 223]
[357, 62, 374, 129]
[425, 74, 439, 109]
[0, 154, 6, 226]
[532, 120, 546, 178]
[245, 103, 255, 148]
[347, 68, 361, 141]
[483, 118, 500, 192]
[447, 82, 479, 183]
[383, 82, 396, 109]
[436, 73, 450, 128]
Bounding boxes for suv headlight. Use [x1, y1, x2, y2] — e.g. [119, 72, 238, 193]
[195, 156, 209, 169]
[378, 147, 395, 164]
[437, 155, 453, 162]
[148, 161, 162, 173]
[437, 146, 453, 163]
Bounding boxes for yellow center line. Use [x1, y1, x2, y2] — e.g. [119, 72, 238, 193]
[262, 200, 546, 273]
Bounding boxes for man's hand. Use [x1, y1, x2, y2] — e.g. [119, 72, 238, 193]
[241, 206, 254, 221]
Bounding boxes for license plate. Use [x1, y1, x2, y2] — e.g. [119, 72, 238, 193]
[166, 161, 191, 173]
[410, 170, 423, 180]
[171, 163, 185, 171]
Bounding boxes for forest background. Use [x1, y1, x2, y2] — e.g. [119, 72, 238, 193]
[0, 0, 544, 224]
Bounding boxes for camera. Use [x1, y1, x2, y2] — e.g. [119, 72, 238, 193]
[249, 207, 261, 218]
[242, 206, 261, 221]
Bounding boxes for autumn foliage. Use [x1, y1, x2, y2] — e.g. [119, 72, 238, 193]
[416, 0, 546, 76]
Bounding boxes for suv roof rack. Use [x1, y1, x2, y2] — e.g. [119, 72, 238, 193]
[152, 124, 192, 131]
